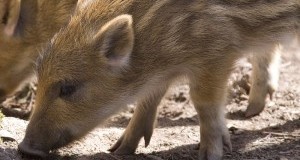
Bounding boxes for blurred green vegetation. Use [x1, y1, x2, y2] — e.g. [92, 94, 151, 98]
[0, 110, 3, 122]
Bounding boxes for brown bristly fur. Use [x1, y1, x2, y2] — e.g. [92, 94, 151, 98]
[20, 0, 299, 160]
[0, 0, 78, 101]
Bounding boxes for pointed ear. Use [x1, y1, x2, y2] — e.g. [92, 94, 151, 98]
[1, 0, 21, 37]
[94, 14, 134, 68]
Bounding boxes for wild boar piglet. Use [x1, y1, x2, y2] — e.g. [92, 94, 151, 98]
[19, 0, 300, 159]
[0, 0, 77, 102]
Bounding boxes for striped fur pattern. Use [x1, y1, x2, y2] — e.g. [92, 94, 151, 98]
[20, 0, 299, 160]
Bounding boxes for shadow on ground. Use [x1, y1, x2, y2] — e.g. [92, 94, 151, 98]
[11, 119, 298, 160]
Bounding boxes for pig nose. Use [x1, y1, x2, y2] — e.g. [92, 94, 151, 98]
[18, 140, 48, 158]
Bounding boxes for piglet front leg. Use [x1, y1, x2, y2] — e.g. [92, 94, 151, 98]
[110, 88, 167, 154]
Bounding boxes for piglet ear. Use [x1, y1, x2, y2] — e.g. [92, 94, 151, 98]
[94, 14, 134, 68]
[1, 0, 21, 37]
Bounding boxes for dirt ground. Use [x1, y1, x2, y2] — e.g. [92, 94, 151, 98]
[0, 46, 299, 160]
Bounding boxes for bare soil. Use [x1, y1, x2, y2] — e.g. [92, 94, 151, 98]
[0, 46, 299, 160]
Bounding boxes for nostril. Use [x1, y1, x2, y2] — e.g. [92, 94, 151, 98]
[18, 140, 48, 158]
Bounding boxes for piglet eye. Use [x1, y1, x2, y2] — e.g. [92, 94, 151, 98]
[59, 84, 77, 97]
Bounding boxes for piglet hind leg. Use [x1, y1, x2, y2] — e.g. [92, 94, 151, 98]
[189, 73, 232, 160]
[109, 88, 167, 155]
[246, 45, 281, 117]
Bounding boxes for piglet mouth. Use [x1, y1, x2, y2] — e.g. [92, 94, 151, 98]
[18, 140, 49, 158]
[51, 133, 73, 150]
